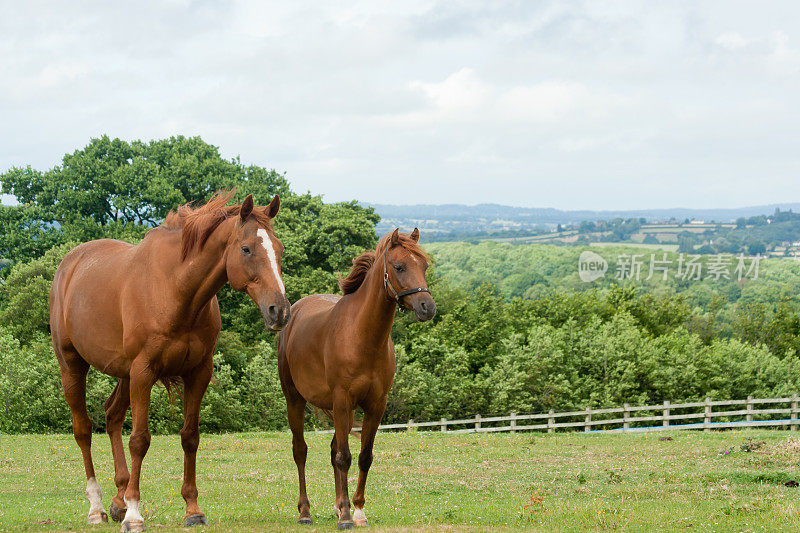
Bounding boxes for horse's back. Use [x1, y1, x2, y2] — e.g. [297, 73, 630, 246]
[51, 239, 135, 324]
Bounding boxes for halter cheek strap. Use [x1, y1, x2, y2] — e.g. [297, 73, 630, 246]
[383, 248, 430, 312]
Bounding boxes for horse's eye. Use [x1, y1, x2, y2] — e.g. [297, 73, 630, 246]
[241, 246, 251, 255]
[394, 264, 405, 272]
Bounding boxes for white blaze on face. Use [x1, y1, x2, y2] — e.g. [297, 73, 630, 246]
[86, 477, 105, 521]
[123, 498, 144, 525]
[256, 228, 285, 295]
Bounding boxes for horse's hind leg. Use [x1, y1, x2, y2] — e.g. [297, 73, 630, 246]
[58, 351, 109, 524]
[105, 379, 131, 522]
[352, 400, 386, 527]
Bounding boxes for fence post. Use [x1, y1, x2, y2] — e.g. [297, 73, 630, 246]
[584, 408, 592, 432]
[623, 403, 630, 432]
[547, 410, 555, 433]
[704, 397, 711, 432]
[746, 395, 754, 423]
[663, 400, 670, 428]
[408, 419, 413, 432]
[510, 412, 517, 434]
[441, 417, 447, 432]
[475, 414, 481, 431]
[792, 394, 798, 432]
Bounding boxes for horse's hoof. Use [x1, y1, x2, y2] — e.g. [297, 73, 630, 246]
[88, 511, 108, 524]
[109, 502, 127, 523]
[337, 521, 355, 530]
[121, 519, 146, 532]
[353, 509, 367, 527]
[297, 516, 313, 525]
[184, 513, 208, 527]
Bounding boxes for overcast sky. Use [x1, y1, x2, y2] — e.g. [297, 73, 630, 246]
[1, 1, 798, 210]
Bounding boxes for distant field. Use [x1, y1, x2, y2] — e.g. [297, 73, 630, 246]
[1, 431, 799, 531]
[425, 240, 800, 309]
[589, 242, 680, 252]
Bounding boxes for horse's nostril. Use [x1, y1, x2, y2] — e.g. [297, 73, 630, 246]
[268, 305, 278, 320]
[420, 301, 428, 311]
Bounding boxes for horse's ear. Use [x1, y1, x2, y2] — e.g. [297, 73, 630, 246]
[265, 195, 280, 218]
[390, 228, 400, 247]
[240, 194, 254, 221]
[410, 227, 419, 242]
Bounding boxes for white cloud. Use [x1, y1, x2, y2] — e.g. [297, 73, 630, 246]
[409, 68, 489, 112]
[715, 32, 750, 50]
[0, 1, 799, 209]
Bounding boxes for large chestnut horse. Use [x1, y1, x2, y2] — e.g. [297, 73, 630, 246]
[50, 191, 290, 532]
[278, 228, 436, 529]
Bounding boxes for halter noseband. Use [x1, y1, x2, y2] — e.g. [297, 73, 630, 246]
[383, 247, 430, 312]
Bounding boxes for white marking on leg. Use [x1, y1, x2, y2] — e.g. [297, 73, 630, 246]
[257, 228, 285, 294]
[86, 477, 106, 523]
[122, 498, 144, 528]
[354, 508, 368, 526]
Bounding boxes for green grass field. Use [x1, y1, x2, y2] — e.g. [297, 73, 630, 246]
[1, 430, 799, 532]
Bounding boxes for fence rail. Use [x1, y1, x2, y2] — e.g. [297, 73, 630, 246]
[315, 394, 800, 435]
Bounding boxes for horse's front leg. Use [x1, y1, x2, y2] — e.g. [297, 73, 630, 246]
[352, 399, 386, 527]
[122, 362, 156, 533]
[332, 392, 354, 529]
[180, 362, 212, 527]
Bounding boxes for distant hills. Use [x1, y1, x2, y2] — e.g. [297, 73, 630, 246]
[365, 202, 800, 241]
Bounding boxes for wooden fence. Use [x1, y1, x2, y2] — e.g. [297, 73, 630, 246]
[316, 395, 800, 435]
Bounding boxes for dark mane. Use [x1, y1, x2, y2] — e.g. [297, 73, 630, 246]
[161, 189, 273, 260]
[339, 251, 376, 295]
[338, 231, 430, 295]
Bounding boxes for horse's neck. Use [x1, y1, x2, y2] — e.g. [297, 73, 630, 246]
[349, 264, 397, 347]
[171, 218, 234, 321]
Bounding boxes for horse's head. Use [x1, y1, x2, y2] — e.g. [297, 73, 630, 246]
[383, 228, 436, 322]
[226, 194, 291, 331]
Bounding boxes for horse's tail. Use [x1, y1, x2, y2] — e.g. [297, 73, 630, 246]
[159, 376, 184, 403]
[313, 406, 362, 438]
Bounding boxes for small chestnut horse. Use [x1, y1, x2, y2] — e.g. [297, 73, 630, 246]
[278, 228, 436, 529]
[50, 191, 290, 532]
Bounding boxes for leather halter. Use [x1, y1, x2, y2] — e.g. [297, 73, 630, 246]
[383, 247, 430, 312]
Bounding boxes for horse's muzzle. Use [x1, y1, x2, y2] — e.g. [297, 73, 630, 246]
[410, 295, 436, 322]
[262, 298, 291, 331]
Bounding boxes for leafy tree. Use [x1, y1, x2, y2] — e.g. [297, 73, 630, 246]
[1, 135, 290, 227]
[0, 242, 77, 343]
[0, 204, 62, 264]
[0, 135, 292, 265]
[747, 240, 766, 256]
